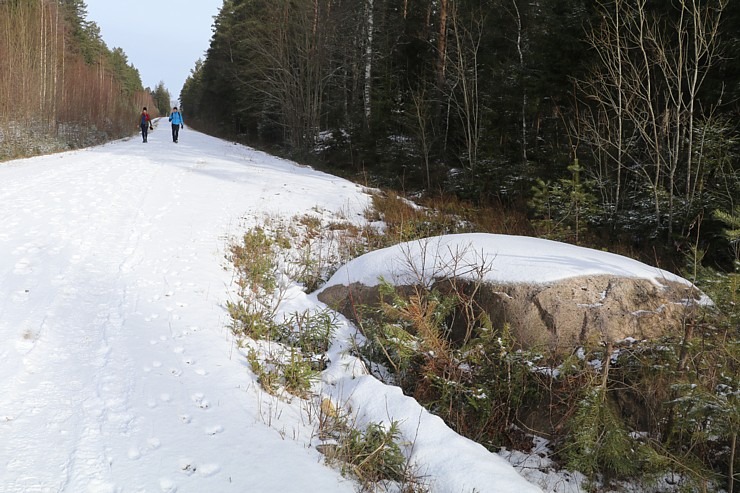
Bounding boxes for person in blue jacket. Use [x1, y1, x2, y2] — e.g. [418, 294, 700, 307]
[168, 107, 184, 143]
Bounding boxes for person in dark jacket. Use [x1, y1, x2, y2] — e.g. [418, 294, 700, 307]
[168, 107, 184, 143]
[139, 107, 153, 143]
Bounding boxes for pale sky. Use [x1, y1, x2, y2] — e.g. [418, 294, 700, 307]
[84, 0, 224, 102]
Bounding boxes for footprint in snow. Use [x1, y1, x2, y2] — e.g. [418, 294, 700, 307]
[191, 393, 210, 410]
[13, 258, 31, 274]
[179, 459, 197, 476]
[11, 289, 30, 302]
[60, 285, 78, 300]
[198, 463, 221, 477]
[205, 424, 223, 436]
[86, 479, 117, 493]
[16, 330, 38, 354]
[128, 447, 142, 460]
[158, 478, 177, 493]
[177, 459, 220, 478]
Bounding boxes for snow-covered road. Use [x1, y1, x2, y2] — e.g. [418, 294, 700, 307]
[0, 124, 368, 492]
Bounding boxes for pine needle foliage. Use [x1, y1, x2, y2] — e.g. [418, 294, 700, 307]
[277, 309, 337, 359]
[529, 159, 600, 244]
[714, 207, 740, 245]
[335, 421, 407, 484]
[565, 386, 662, 481]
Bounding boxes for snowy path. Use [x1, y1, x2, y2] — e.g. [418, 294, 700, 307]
[0, 124, 368, 492]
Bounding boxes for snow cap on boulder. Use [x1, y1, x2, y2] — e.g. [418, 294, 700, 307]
[317, 234, 709, 352]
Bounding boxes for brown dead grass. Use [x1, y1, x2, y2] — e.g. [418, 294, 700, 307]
[368, 191, 535, 251]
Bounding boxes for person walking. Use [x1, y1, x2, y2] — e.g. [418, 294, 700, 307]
[139, 107, 153, 143]
[168, 107, 184, 143]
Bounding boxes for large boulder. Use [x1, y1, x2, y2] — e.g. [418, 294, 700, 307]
[316, 234, 708, 352]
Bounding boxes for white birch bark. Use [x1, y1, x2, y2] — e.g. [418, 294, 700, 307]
[363, 0, 374, 121]
[511, 0, 527, 162]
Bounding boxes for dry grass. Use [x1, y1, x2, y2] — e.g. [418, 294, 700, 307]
[362, 191, 535, 254]
[417, 194, 535, 236]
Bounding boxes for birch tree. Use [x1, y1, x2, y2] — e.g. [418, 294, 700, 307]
[446, 0, 485, 174]
[510, 0, 527, 163]
[436, 0, 449, 90]
[363, 0, 374, 122]
[576, 0, 726, 234]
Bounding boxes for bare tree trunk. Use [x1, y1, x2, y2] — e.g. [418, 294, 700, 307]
[635, 2, 664, 228]
[52, 1, 59, 127]
[40, 0, 46, 115]
[60, 5, 65, 125]
[436, 0, 448, 90]
[684, 0, 723, 207]
[729, 432, 736, 493]
[448, 3, 484, 173]
[511, 0, 527, 163]
[410, 84, 432, 189]
[614, 0, 624, 210]
[363, 0, 374, 122]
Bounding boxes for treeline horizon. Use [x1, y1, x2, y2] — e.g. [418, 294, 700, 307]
[0, 0, 156, 159]
[181, 0, 740, 272]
